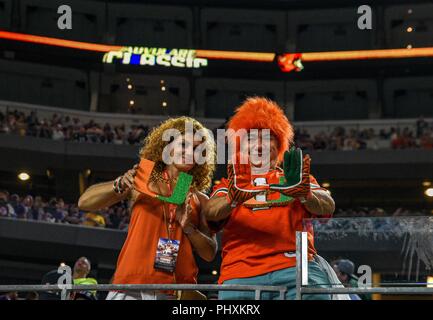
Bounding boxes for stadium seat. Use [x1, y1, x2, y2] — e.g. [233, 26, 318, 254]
[0, 59, 89, 110]
[19, 0, 105, 42]
[383, 77, 433, 118]
[287, 79, 377, 121]
[0, 0, 12, 29]
[195, 78, 285, 118]
[288, 7, 375, 52]
[107, 3, 193, 47]
[201, 8, 286, 52]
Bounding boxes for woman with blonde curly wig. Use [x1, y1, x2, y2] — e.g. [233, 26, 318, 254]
[78, 117, 217, 300]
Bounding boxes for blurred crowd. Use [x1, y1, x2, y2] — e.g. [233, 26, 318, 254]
[1, 109, 433, 150]
[295, 117, 433, 151]
[0, 190, 130, 230]
[311, 207, 433, 241]
[0, 109, 149, 145]
[1, 188, 429, 232]
[334, 206, 432, 218]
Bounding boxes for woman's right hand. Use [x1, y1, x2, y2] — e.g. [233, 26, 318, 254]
[118, 164, 138, 193]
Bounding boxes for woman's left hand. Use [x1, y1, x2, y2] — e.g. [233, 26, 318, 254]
[175, 193, 195, 232]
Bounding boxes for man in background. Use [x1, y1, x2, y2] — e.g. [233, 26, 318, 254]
[73, 256, 98, 300]
[333, 259, 371, 300]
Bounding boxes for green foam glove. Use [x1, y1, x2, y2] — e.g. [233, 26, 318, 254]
[157, 172, 193, 205]
[270, 147, 303, 190]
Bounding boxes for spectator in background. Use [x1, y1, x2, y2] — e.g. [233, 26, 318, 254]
[38, 119, 52, 139]
[0, 190, 12, 217]
[0, 291, 18, 300]
[113, 125, 125, 144]
[0, 189, 129, 229]
[6, 108, 430, 151]
[45, 198, 65, 223]
[73, 256, 98, 300]
[10, 194, 25, 219]
[56, 198, 68, 219]
[63, 115, 71, 128]
[108, 206, 124, 229]
[392, 207, 412, 217]
[71, 118, 81, 139]
[379, 128, 389, 139]
[82, 211, 106, 228]
[76, 126, 88, 142]
[416, 116, 428, 138]
[52, 124, 64, 141]
[15, 113, 27, 137]
[39, 269, 64, 300]
[369, 207, 386, 217]
[51, 113, 60, 126]
[5, 112, 17, 133]
[420, 128, 433, 149]
[118, 214, 130, 231]
[313, 132, 327, 150]
[30, 196, 44, 220]
[22, 195, 34, 219]
[40, 208, 55, 223]
[103, 123, 114, 143]
[63, 204, 83, 225]
[332, 259, 362, 300]
[25, 291, 39, 300]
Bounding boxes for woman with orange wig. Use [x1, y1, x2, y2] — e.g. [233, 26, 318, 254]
[203, 97, 335, 300]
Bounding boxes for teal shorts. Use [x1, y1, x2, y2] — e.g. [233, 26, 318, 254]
[219, 260, 331, 300]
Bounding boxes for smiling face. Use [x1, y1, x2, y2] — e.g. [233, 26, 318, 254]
[241, 129, 279, 171]
[169, 134, 204, 172]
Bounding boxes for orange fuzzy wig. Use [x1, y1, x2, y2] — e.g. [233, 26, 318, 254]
[227, 97, 294, 162]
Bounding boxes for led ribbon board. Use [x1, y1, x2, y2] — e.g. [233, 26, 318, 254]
[1, 30, 433, 72]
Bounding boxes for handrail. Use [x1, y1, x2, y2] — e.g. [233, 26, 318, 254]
[0, 284, 288, 300]
[301, 287, 433, 295]
[295, 231, 433, 300]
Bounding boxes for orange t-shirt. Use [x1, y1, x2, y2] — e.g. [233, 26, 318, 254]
[112, 193, 200, 285]
[209, 168, 331, 284]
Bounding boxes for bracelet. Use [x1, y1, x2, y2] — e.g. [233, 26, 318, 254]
[113, 176, 125, 194]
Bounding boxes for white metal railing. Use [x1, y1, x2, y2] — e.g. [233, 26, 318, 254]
[0, 284, 288, 300]
[2, 231, 433, 300]
[295, 231, 433, 299]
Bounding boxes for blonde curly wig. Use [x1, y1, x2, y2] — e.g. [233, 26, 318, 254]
[139, 117, 216, 193]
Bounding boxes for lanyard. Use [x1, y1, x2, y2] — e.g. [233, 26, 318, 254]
[162, 171, 177, 239]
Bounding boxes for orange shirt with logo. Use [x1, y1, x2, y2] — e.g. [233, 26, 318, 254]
[112, 193, 200, 285]
[209, 169, 330, 284]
